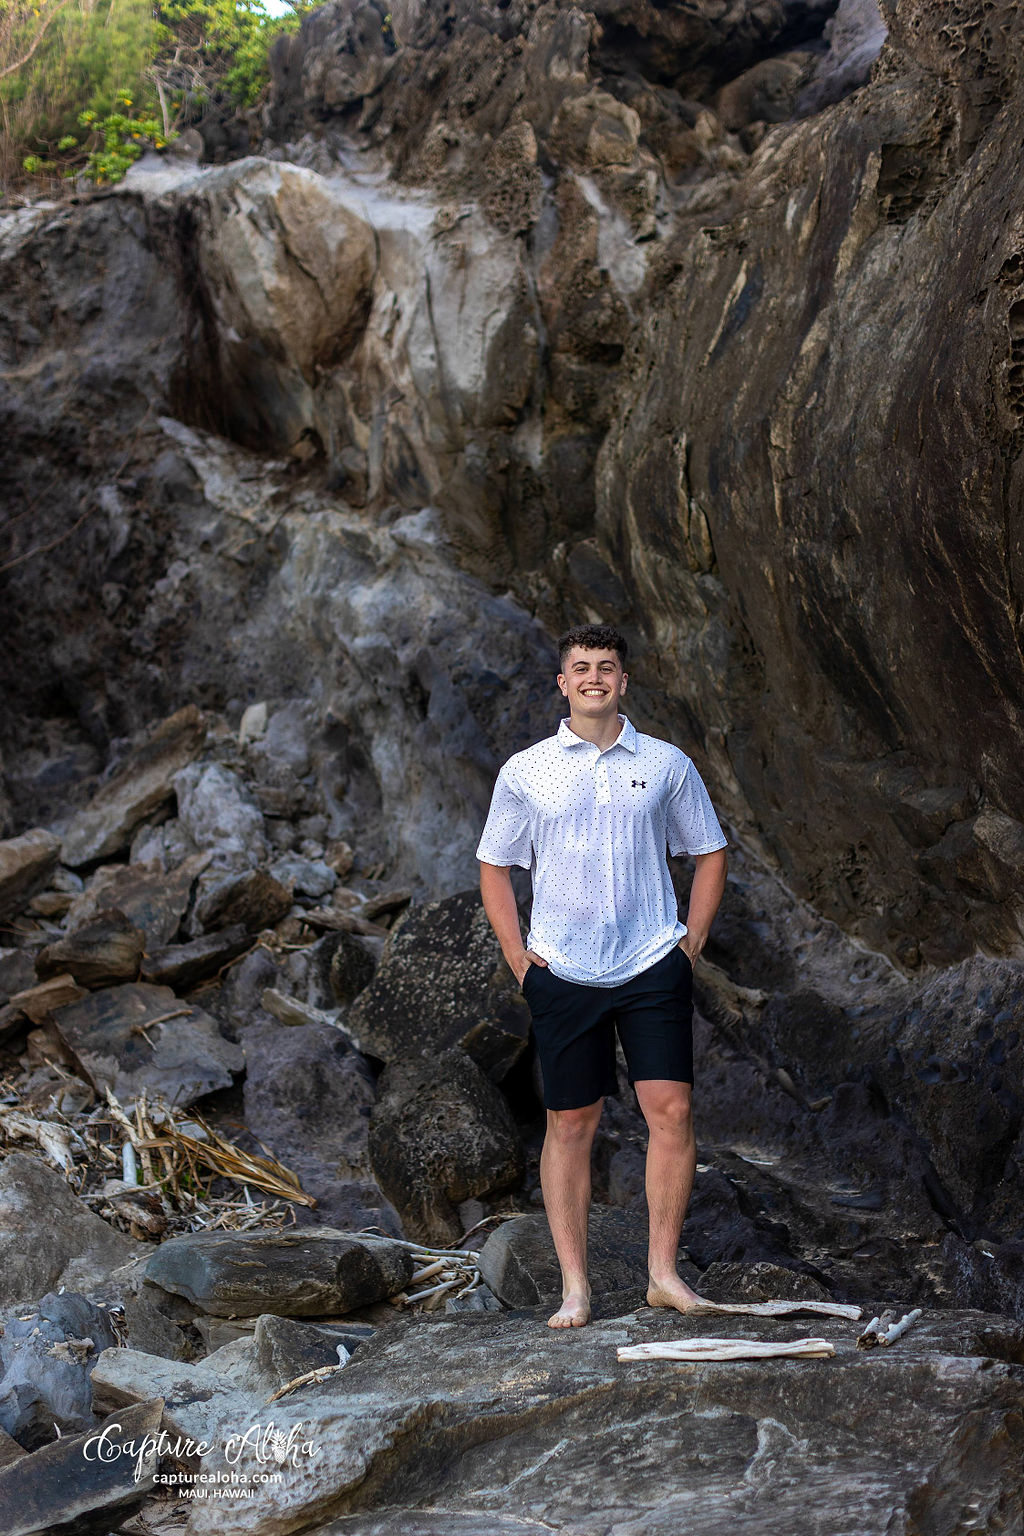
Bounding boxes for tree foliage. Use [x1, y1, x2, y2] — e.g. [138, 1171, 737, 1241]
[0, 0, 311, 193]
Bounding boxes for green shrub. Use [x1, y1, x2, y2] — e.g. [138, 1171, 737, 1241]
[1, 0, 313, 193]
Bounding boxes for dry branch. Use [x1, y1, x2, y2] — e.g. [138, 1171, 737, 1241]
[684, 1298, 862, 1321]
[618, 1337, 836, 1363]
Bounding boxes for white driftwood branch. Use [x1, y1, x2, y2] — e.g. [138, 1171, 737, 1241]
[685, 1298, 861, 1321]
[618, 1337, 835, 1363]
[857, 1308, 921, 1348]
[879, 1309, 922, 1345]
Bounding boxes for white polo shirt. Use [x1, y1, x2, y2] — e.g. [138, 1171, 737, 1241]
[476, 715, 728, 986]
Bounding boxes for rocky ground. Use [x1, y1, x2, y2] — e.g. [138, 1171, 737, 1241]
[2, 0, 1024, 1529]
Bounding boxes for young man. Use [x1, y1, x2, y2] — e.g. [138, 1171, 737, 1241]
[477, 624, 728, 1329]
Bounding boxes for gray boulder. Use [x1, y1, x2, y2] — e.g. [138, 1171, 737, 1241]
[368, 1048, 525, 1245]
[347, 890, 531, 1082]
[0, 830, 60, 922]
[143, 1229, 413, 1316]
[61, 706, 205, 867]
[0, 1154, 139, 1309]
[51, 982, 244, 1108]
[241, 1017, 400, 1233]
[0, 1397, 162, 1536]
[0, 1292, 117, 1448]
[478, 1207, 664, 1308]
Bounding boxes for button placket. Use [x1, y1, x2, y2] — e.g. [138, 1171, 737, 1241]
[595, 752, 611, 806]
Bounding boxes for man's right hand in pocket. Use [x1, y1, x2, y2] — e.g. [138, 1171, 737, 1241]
[514, 949, 549, 988]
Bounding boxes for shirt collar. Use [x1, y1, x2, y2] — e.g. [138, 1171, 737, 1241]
[557, 715, 637, 754]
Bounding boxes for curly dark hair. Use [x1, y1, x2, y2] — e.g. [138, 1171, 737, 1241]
[557, 624, 628, 670]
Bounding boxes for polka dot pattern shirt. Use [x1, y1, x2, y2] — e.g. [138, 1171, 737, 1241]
[476, 714, 728, 985]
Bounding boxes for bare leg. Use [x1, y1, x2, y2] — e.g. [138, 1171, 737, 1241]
[539, 1099, 603, 1327]
[634, 1080, 704, 1313]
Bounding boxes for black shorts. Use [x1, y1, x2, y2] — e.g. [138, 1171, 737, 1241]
[521, 945, 694, 1111]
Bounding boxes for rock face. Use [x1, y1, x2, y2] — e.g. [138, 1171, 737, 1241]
[1, 0, 1021, 973]
[596, 1, 1024, 967]
[2, 0, 1024, 1454]
[147, 1305, 1024, 1536]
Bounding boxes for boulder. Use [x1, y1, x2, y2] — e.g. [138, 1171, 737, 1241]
[51, 982, 244, 1108]
[61, 706, 205, 867]
[347, 891, 531, 1082]
[140, 924, 251, 990]
[36, 910, 146, 989]
[269, 853, 337, 899]
[174, 761, 267, 871]
[478, 1207, 667, 1309]
[0, 1397, 162, 1536]
[368, 1048, 525, 1245]
[0, 949, 39, 1006]
[0, 1292, 117, 1447]
[0, 1154, 138, 1309]
[194, 867, 293, 934]
[240, 1018, 399, 1233]
[0, 830, 60, 922]
[188, 160, 378, 453]
[63, 852, 208, 946]
[240, 1313, 373, 1394]
[305, 930, 377, 1009]
[143, 1229, 413, 1316]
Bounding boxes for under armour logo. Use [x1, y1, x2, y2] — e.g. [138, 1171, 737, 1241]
[632, 779, 646, 789]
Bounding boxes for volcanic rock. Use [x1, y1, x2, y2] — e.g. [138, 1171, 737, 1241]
[63, 852, 209, 946]
[36, 910, 146, 989]
[194, 867, 293, 934]
[168, 1305, 1024, 1536]
[240, 1017, 399, 1232]
[0, 1154, 138, 1309]
[140, 924, 250, 990]
[368, 1047, 525, 1245]
[60, 707, 205, 868]
[478, 1207, 667, 1309]
[0, 1397, 162, 1536]
[50, 982, 244, 1107]
[0, 1291, 117, 1447]
[143, 1229, 413, 1317]
[0, 830, 60, 922]
[347, 891, 531, 1081]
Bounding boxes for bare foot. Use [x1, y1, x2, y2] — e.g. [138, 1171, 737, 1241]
[548, 1289, 591, 1328]
[646, 1275, 707, 1314]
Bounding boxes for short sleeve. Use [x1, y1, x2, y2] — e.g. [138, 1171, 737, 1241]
[666, 758, 728, 857]
[476, 763, 533, 869]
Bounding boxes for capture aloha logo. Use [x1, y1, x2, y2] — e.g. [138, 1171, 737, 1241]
[82, 1419, 321, 1500]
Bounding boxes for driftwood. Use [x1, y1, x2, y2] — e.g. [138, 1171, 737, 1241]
[857, 1309, 922, 1348]
[353, 1229, 485, 1311]
[264, 1345, 352, 1404]
[683, 1298, 862, 1322]
[619, 1337, 835, 1363]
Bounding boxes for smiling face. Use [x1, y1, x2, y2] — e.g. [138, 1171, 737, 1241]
[557, 645, 628, 721]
